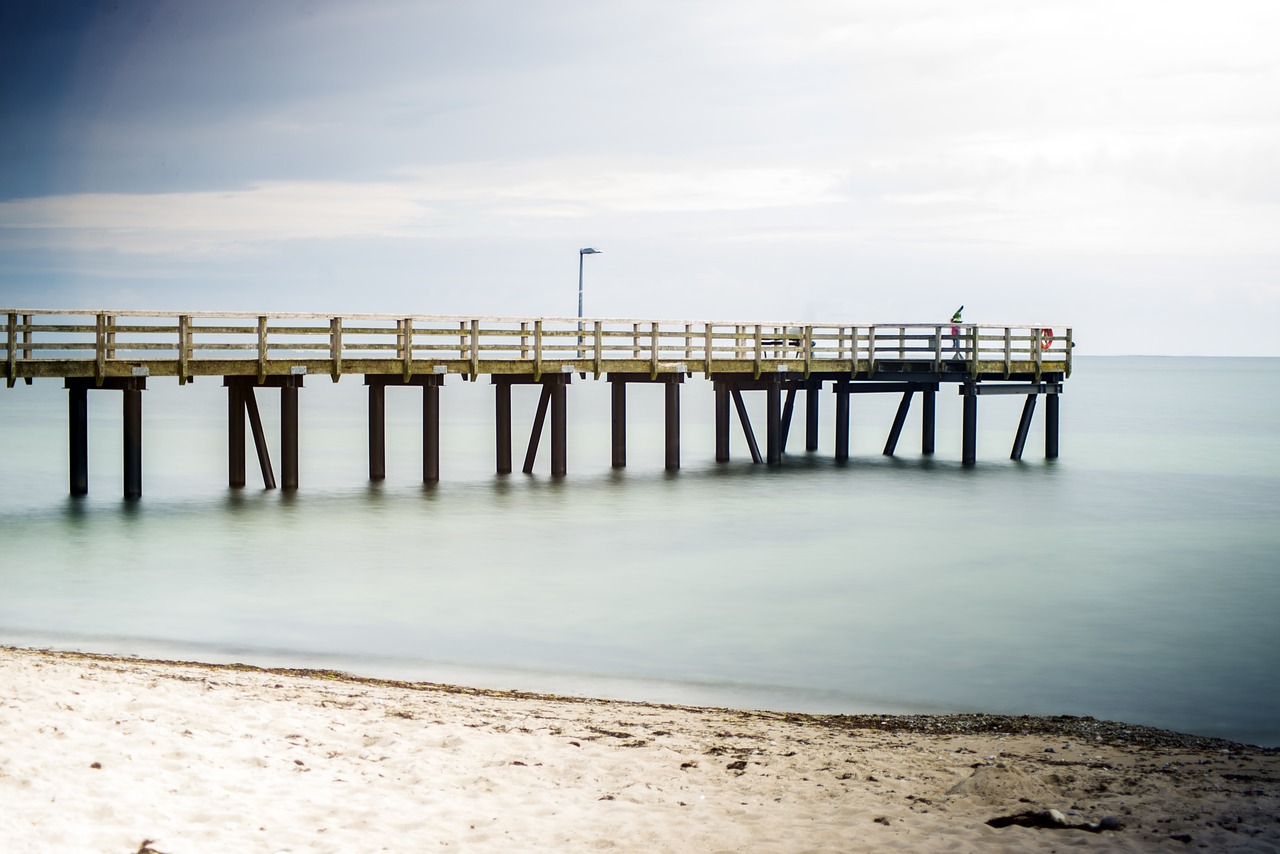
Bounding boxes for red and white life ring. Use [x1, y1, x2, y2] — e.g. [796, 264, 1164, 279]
[1040, 328, 1055, 349]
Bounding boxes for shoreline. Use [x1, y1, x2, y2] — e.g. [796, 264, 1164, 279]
[10, 646, 1264, 754]
[4, 646, 1278, 852]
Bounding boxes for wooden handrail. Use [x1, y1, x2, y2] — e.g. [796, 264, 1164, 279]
[1, 310, 1071, 384]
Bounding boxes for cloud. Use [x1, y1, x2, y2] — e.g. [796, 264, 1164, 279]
[3, 0, 1280, 352]
[0, 162, 852, 254]
[0, 182, 438, 254]
[403, 163, 848, 213]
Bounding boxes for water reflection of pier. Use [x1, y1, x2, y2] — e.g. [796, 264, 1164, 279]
[4, 311, 1071, 497]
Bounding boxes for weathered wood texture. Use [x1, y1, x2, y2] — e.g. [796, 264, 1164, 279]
[2, 311, 1071, 386]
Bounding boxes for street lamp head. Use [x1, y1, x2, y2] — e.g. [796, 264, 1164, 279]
[580, 247, 601, 255]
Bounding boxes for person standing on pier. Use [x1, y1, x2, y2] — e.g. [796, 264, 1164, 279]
[950, 306, 964, 357]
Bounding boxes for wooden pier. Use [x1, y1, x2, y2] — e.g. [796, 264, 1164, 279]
[3, 310, 1071, 497]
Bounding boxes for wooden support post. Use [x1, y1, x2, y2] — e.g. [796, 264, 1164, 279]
[69, 384, 88, 495]
[1011, 394, 1037, 461]
[962, 384, 977, 466]
[496, 381, 512, 474]
[550, 378, 567, 477]
[423, 382, 440, 484]
[6, 312, 16, 388]
[779, 387, 797, 453]
[1046, 392, 1060, 459]
[611, 379, 627, 468]
[244, 388, 275, 489]
[922, 388, 936, 455]
[766, 379, 782, 466]
[805, 383, 819, 452]
[365, 374, 443, 483]
[123, 386, 142, 499]
[368, 383, 386, 481]
[730, 387, 763, 464]
[65, 378, 146, 497]
[883, 390, 914, 456]
[714, 381, 730, 462]
[281, 384, 298, 489]
[227, 377, 278, 489]
[228, 383, 246, 488]
[523, 385, 552, 474]
[834, 381, 850, 461]
[664, 378, 680, 471]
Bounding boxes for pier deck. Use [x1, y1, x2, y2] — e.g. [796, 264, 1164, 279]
[3, 310, 1071, 496]
[5, 310, 1069, 384]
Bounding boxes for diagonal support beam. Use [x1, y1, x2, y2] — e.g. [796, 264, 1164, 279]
[780, 387, 797, 453]
[225, 376, 298, 489]
[1011, 394, 1037, 461]
[730, 387, 763, 464]
[522, 385, 553, 474]
[883, 390, 914, 456]
[244, 387, 277, 489]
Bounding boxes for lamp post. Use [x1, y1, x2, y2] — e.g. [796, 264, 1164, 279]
[578, 247, 600, 356]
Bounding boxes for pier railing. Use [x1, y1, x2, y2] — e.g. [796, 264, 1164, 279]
[3, 310, 1071, 386]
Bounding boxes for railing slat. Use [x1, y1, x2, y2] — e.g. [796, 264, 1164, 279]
[95, 313, 106, 385]
[5, 312, 15, 388]
[179, 315, 190, 384]
[753, 325, 762, 379]
[0, 310, 1072, 381]
[469, 319, 479, 378]
[533, 320, 543, 381]
[650, 322, 660, 379]
[330, 317, 342, 381]
[593, 321, 602, 378]
[257, 316, 268, 383]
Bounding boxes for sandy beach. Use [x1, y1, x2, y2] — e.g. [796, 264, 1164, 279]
[2, 646, 1277, 852]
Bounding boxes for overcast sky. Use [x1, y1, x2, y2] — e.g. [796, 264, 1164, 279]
[2, 0, 1277, 354]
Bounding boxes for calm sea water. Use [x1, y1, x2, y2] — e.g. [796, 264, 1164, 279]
[1, 357, 1277, 746]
